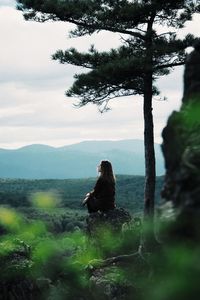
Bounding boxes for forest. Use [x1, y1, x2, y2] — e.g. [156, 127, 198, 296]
[0, 175, 163, 211]
[0, 176, 163, 235]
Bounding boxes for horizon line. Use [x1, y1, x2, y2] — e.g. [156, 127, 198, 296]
[0, 138, 163, 151]
[0, 138, 158, 151]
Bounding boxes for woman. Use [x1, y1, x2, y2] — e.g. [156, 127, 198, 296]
[83, 160, 116, 213]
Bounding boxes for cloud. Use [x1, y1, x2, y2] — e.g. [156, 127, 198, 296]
[0, 7, 121, 90]
[0, 5, 199, 149]
[0, 7, 76, 90]
[0, 0, 15, 7]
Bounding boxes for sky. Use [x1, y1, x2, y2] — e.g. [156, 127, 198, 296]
[0, 1, 200, 149]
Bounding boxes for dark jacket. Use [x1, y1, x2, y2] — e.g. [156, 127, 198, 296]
[89, 177, 115, 212]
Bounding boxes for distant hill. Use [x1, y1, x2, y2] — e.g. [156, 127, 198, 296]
[0, 139, 165, 179]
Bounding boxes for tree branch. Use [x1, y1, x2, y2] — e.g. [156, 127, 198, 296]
[75, 89, 137, 108]
[63, 18, 146, 40]
[33, 12, 146, 39]
[86, 251, 148, 271]
[157, 31, 176, 37]
[155, 61, 185, 69]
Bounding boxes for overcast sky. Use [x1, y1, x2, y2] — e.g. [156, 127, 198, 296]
[0, 1, 200, 149]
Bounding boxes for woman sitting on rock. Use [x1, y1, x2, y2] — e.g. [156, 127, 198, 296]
[83, 160, 116, 213]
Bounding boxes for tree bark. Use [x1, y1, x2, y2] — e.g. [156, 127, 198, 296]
[143, 19, 156, 220]
[143, 75, 155, 218]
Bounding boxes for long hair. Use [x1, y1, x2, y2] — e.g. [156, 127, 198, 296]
[99, 160, 115, 184]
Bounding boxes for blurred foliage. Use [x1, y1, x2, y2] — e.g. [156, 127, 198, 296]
[0, 208, 24, 233]
[0, 192, 200, 300]
[181, 100, 200, 127]
[30, 191, 61, 209]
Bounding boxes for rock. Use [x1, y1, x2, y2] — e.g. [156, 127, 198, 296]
[89, 267, 134, 300]
[161, 41, 200, 242]
[86, 208, 132, 237]
[183, 40, 200, 103]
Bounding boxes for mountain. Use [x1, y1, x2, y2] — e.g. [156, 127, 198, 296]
[0, 139, 165, 179]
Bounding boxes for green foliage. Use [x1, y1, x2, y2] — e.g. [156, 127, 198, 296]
[0, 208, 24, 233]
[0, 198, 90, 298]
[30, 191, 61, 209]
[144, 245, 200, 300]
[1, 198, 200, 300]
[181, 99, 200, 127]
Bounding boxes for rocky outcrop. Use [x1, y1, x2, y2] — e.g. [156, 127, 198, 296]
[86, 208, 132, 237]
[161, 41, 200, 242]
[89, 266, 135, 300]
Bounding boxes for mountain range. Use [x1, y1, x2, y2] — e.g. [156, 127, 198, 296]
[0, 139, 165, 179]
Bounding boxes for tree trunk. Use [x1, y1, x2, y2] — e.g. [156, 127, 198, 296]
[142, 71, 157, 252]
[143, 18, 156, 220]
[143, 76, 156, 219]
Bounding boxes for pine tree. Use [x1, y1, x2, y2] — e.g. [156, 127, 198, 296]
[17, 0, 200, 219]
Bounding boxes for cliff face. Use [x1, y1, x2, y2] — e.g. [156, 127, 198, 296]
[161, 42, 200, 242]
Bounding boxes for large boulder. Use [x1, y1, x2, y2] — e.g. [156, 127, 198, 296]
[161, 41, 200, 242]
[86, 208, 132, 237]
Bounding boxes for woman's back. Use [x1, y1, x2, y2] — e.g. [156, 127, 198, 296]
[93, 177, 115, 211]
[84, 160, 116, 213]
